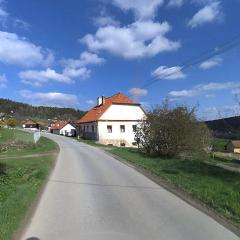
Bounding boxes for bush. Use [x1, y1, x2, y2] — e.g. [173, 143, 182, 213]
[135, 102, 211, 158]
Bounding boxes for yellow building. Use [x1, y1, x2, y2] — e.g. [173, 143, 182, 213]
[227, 140, 240, 154]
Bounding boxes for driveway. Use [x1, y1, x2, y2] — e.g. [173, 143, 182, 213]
[21, 134, 239, 240]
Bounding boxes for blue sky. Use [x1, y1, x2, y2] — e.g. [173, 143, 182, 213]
[0, 0, 240, 120]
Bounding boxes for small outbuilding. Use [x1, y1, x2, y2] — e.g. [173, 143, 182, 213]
[22, 119, 40, 131]
[60, 123, 76, 137]
[226, 140, 240, 154]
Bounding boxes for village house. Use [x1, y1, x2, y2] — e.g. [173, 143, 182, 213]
[77, 93, 146, 147]
[22, 119, 40, 131]
[48, 120, 76, 136]
[226, 140, 240, 154]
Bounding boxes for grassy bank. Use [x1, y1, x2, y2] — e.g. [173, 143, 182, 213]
[0, 129, 58, 240]
[107, 147, 240, 227]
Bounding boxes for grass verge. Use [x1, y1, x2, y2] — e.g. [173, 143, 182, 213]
[0, 129, 58, 240]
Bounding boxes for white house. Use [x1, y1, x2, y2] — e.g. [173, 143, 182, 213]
[78, 93, 146, 147]
[59, 123, 76, 137]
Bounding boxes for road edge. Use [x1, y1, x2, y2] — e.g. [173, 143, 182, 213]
[13, 142, 60, 240]
[103, 149, 240, 237]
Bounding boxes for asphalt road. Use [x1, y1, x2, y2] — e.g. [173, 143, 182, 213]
[21, 134, 239, 240]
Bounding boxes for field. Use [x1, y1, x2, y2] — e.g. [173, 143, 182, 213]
[0, 128, 58, 240]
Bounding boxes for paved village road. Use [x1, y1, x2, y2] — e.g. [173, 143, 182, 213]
[21, 134, 239, 240]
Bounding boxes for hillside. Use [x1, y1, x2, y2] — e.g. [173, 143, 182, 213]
[205, 116, 240, 139]
[0, 98, 85, 122]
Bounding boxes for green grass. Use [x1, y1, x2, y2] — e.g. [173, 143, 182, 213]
[0, 129, 58, 240]
[0, 128, 34, 144]
[212, 138, 229, 152]
[108, 147, 240, 226]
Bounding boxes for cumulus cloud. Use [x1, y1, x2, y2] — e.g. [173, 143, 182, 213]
[168, 0, 184, 7]
[19, 68, 73, 87]
[0, 31, 54, 67]
[20, 90, 79, 108]
[199, 56, 222, 69]
[112, 0, 164, 20]
[188, 1, 221, 28]
[129, 87, 148, 97]
[0, 74, 7, 88]
[62, 51, 105, 69]
[61, 51, 104, 80]
[152, 65, 185, 80]
[81, 21, 180, 59]
[169, 81, 240, 98]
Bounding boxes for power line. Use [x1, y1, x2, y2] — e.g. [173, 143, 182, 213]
[131, 34, 240, 93]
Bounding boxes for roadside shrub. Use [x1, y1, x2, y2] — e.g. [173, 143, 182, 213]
[135, 101, 211, 159]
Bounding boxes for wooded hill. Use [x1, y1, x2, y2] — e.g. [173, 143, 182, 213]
[205, 116, 240, 139]
[0, 98, 85, 122]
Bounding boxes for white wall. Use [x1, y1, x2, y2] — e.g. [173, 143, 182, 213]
[100, 104, 145, 121]
[98, 121, 139, 147]
[60, 124, 76, 136]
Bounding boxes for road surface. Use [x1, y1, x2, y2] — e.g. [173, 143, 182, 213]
[21, 134, 239, 240]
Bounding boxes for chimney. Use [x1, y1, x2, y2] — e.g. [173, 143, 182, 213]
[97, 96, 105, 106]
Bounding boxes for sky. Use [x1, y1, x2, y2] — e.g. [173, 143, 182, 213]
[0, 0, 240, 120]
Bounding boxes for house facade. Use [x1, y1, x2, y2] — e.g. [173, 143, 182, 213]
[78, 93, 146, 147]
[59, 123, 76, 137]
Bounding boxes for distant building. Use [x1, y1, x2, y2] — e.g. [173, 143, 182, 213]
[77, 93, 146, 147]
[22, 119, 40, 131]
[48, 121, 67, 135]
[48, 121, 76, 136]
[60, 123, 77, 137]
[226, 140, 240, 153]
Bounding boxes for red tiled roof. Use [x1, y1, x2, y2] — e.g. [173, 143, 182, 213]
[78, 93, 135, 123]
[49, 121, 68, 130]
[22, 119, 38, 125]
[231, 140, 240, 148]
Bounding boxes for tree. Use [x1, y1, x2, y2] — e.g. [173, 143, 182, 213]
[135, 102, 211, 158]
[6, 117, 17, 128]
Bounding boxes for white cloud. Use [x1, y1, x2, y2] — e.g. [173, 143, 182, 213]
[152, 65, 185, 79]
[112, 0, 164, 20]
[202, 105, 240, 120]
[169, 81, 240, 98]
[20, 90, 79, 108]
[86, 99, 95, 106]
[93, 16, 120, 27]
[19, 68, 73, 87]
[81, 21, 180, 59]
[0, 74, 7, 88]
[168, 0, 184, 7]
[61, 51, 104, 80]
[62, 51, 105, 69]
[199, 56, 222, 69]
[188, 1, 221, 28]
[0, 31, 54, 67]
[129, 87, 148, 97]
[63, 67, 91, 79]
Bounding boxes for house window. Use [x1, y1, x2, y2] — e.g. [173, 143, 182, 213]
[132, 125, 137, 132]
[120, 125, 125, 133]
[87, 126, 89, 132]
[92, 125, 94, 132]
[107, 125, 112, 133]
